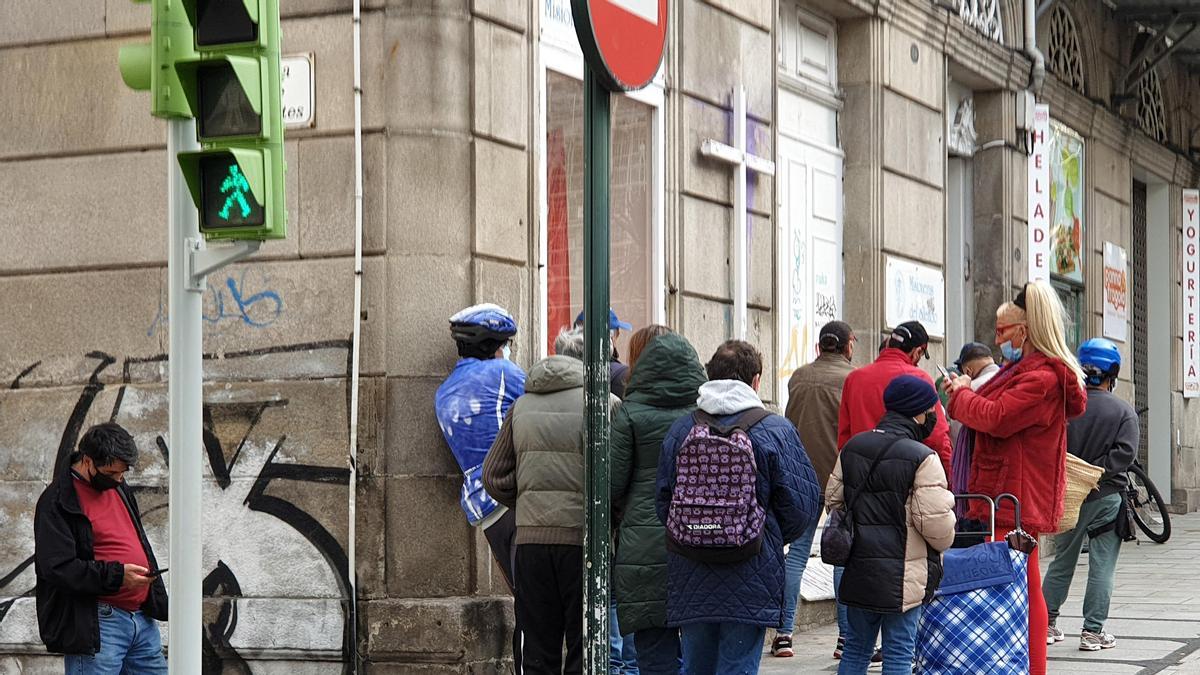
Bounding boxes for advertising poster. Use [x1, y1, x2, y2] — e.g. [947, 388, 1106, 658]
[1050, 121, 1085, 283]
[1102, 242, 1128, 342]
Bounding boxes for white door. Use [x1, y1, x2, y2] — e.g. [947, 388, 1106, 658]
[775, 105, 843, 407]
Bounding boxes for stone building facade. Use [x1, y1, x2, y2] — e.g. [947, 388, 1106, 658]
[1, 0, 1198, 671]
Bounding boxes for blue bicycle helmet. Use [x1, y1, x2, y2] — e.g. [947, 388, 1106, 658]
[1078, 337, 1121, 386]
[449, 303, 517, 344]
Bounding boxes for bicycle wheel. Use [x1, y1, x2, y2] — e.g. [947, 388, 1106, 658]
[1128, 464, 1171, 544]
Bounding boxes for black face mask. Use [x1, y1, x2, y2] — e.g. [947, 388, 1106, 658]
[917, 411, 938, 440]
[88, 463, 121, 492]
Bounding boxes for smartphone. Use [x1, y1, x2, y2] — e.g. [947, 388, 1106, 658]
[935, 364, 950, 380]
[146, 568, 168, 577]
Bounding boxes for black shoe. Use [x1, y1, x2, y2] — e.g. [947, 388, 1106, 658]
[871, 647, 883, 663]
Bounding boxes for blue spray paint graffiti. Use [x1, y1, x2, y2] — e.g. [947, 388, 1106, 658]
[148, 269, 283, 336]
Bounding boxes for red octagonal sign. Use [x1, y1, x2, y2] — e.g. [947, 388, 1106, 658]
[572, 0, 668, 92]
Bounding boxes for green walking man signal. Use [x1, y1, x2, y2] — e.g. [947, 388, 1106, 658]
[218, 165, 252, 219]
[119, 0, 286, 241]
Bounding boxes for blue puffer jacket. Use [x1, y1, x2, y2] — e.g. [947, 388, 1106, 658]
[655, 379, 821, 627]
[435, 357, 526, 525]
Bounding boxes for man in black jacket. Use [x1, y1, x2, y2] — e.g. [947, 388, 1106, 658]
[34, 422, 168, 673]
[1044, 338, 1137, 653]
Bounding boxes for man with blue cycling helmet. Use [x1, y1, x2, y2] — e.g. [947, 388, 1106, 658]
[1044, 337, 1138, 653]
[434, 303, 527, 590]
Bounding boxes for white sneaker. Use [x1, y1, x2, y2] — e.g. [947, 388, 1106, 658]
[1047, 624, 1065, 645]
[1080, 630, 1116, 651]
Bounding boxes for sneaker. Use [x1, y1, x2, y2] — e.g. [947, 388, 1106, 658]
[1047, 624, 1065, 645]
[871, 647, 883, 663]
[1080, 630, 1116, 651]
[833, 637, 845, 659]
[771, 634, 794, 658]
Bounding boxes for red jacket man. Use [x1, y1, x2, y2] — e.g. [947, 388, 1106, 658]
[837, 322, 953, 478]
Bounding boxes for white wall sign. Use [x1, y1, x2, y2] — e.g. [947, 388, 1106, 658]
[886, 256, 946, 338]
[281, 54, 315, 129]
[1184, 189, 1200, 398]
[1102, 242, 1128, 342]
[1028, 103, 1051, 282]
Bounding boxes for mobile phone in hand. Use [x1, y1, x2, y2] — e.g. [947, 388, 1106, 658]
[146, 568, 168, 577]
[935, 364, 950, 380]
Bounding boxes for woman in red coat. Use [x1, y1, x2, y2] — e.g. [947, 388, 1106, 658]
[945, 281, 1086, 675]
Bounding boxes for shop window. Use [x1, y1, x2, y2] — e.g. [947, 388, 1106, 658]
[1053, 281, 1083, 353]
[544, 71, 654, 356]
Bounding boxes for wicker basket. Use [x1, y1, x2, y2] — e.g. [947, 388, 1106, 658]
[1058, 453, 1105, 532]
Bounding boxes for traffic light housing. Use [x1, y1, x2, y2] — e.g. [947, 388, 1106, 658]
[177, 0, 286, 240]
[119, 0, 286, 241]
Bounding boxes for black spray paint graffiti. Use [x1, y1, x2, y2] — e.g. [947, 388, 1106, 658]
[0, 341, 356, 672]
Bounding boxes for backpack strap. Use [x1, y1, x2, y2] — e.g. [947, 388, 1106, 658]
[694, 408, 771, 438]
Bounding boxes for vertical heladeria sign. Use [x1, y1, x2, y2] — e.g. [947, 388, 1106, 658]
[1185, 189, 1200, 398]
[1028, 104, 1051, 281]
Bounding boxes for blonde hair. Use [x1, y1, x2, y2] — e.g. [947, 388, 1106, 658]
[998, 281, 1084, 386]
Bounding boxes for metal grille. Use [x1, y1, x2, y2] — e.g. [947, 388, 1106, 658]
[1133, 180, 1149, 463]
[1048, 5, 1085, 94]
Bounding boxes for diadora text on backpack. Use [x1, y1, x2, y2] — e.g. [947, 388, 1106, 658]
[665, 409, 769, 563]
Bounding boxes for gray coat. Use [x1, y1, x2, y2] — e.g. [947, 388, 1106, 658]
[483, 355, 619, 546]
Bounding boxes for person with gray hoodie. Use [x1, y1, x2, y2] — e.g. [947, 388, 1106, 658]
[656, 340, 821, 675]
[483, 328, 620, 675]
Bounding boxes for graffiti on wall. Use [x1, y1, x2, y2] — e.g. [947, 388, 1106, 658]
[0, 341, 354, 672]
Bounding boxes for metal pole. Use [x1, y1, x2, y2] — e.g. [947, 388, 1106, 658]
[167, 118, 203, 674]
[732, 85, 748, 340]
[582, 65, 612, 675]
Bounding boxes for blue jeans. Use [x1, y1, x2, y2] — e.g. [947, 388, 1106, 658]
[779, 517, 819, 633]
[832, 565, 849, 637]
[610, 598, 638, 674]
[632, 627, 680, 675]
[64, 604, 167, 674]
[838, 606, 922, 675]
[680, 623, 765, 675]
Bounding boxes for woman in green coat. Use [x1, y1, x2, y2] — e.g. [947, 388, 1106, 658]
[611, 328, 707, 674]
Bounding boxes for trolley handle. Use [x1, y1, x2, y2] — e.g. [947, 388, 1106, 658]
[995, 493, 1022, 531]
[953, 493, 996, 539]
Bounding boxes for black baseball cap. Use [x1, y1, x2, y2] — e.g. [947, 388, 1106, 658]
[818, 320, 854, 352]
[888, 321, 930, 357]
[954, 342, 994, 371]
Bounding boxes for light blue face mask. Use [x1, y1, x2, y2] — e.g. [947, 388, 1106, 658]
[999, 340, 1023, 362]
[502, 344, 512, 361]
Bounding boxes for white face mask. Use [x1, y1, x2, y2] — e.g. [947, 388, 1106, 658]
[502, 345, 512, 361]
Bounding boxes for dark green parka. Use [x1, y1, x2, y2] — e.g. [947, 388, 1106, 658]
[610, 333, 707, 634]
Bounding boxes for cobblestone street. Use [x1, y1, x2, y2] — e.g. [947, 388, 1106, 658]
[762, 513, 1200, 674]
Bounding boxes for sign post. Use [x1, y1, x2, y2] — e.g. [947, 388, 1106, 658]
[1184, 189, 1200, 398]
[1028, 103, 1051, 282]
[571, 1, 666, 671]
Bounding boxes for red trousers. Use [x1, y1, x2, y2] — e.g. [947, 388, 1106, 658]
[1027, 545, 1047, 675]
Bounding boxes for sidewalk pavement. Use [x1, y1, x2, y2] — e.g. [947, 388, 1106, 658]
[762, 512, 1200, 674]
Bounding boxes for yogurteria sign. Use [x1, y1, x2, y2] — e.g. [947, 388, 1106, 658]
[1185, 189, 1200, 398]
[1028, 104, 1051, 281]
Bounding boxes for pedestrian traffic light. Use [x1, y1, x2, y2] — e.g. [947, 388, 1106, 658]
[175, 0, 287, 240]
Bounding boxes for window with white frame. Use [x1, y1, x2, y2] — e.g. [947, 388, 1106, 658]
[538, 3, 665, 358]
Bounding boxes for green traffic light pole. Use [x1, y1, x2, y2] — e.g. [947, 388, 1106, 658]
[582, 65, 612, 675]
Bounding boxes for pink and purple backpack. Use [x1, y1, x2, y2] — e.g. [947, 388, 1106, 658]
[666, 408, 770, 563]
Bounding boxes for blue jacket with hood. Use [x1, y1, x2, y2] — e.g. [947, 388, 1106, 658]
[655, 379, 821, 627]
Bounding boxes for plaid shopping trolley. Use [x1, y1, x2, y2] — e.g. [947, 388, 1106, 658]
[914, 494, 1036, 675]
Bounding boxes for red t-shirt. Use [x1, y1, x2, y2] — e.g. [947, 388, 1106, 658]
[73, 476, 150, 611]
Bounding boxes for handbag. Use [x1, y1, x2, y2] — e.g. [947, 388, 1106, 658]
[821, 436, 902, 566]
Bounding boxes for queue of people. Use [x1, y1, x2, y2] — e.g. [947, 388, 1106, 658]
[426, 278, 1134, 674]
